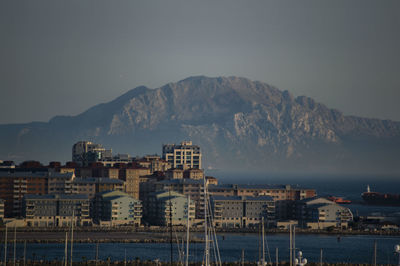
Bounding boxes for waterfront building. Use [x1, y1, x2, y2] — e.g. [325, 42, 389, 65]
[153, 179, 205, 219]
[295, 197, 353, 229]
[93, 190, 142, 226]
[208, 184, 316, 220]
[162, 141, 202, 170]
[0, 171, 72, 217]
[211, 196, 275, 228]
[145, 190, 195, 226]
[23, 194, 91, 227]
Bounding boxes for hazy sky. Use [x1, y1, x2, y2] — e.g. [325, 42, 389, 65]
[1, 0, 399, 124]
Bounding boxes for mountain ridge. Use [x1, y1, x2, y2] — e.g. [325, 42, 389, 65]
[1, 76, 400, 175]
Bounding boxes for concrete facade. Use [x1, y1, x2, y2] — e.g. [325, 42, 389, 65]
[93, 191, 142, 226]
[162, 141, 202, 170]
[146, 191, 195, 226]
[211, 196, 275, 228]
[119, 168, 150, 200]
[0, 171, 73, 217]
[209, 184, 316, 220]
[23, 194, 91, 227]
[296, 197, 353, 228]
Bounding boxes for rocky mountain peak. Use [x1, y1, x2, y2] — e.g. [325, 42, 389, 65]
[1, 76, 400, 174]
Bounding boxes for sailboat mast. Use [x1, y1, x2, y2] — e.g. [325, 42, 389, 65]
[23, 240, 26, 266]
[70, 210, 74, 266]
[95, 242, 99, 266]
[203, 177, 209, 266]
[289, 225, 292, 266]
[185, 195, 190, 266]
[293, 226, 296, 266]
[64, 232, 68, 266]
[64, 231, 68, 266]
[262, 217, 265, 265]
[13, 226, 16, 266]
[169, 189, 173, 266]
[4, 226, 7, 266]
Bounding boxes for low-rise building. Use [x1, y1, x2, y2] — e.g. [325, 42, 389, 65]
[0, 171, 73, 217]
[146, 191, 195, 226]
[93, 191, 142, 226]
[295, 197, 353, 229]
[209, 184, 316, 220]
[23, 194, 91, 227]
[153, 179, 205, 219]
[211, 196, 275, 228]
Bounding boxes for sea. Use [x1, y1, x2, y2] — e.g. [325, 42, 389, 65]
[3, 234, 400, 264]
[2, 173, 400, 264]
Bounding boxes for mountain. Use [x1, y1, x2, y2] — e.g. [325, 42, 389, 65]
[1, 76, 400, 175]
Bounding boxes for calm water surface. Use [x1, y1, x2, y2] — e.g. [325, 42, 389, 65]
[2, 234, 400, 264]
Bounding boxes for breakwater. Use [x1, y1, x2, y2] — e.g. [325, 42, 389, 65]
[1, 227, 399, 244]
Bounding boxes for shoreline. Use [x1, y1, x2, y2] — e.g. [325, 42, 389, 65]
[1, 227, 399, 243]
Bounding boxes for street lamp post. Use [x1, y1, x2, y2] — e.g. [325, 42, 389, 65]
[395, 245, 400, 266]
[295, 251, 307, 266]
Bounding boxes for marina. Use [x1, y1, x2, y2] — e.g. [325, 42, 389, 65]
[1, 233, 400, 264]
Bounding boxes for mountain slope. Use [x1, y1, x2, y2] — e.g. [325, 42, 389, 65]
[1, 76, 400, 174]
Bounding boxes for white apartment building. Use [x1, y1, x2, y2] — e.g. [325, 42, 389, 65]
[162, 141, 202, 170]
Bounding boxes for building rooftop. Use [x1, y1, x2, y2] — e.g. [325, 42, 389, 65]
[97, 190, 130, 198]
[152, 190, 186, 199]
[24, 194, 89, 200]
[211, 195, 274, 201]
[158, 179, 203, 185]
[73, 177, 123, 184]
[0, 171, 73, 179]
[208, 183, 314, 190]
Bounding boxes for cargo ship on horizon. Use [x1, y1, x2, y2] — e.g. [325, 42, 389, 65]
[361, 185, 400, 206]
